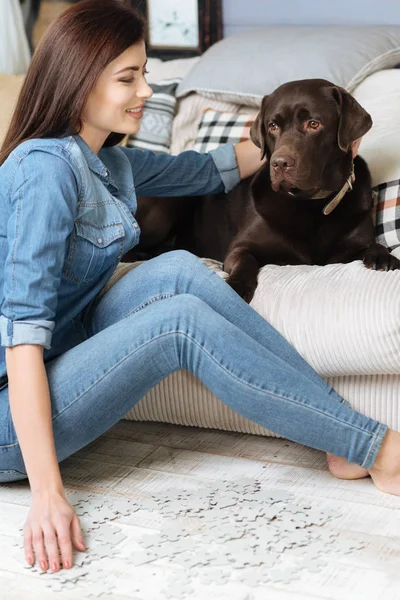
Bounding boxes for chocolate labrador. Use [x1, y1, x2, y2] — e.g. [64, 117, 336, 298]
[123, 78, 400, 302]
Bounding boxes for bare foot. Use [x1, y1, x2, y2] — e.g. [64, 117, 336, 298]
[326, 454, 369, 480]
[368, 429, 400, 495]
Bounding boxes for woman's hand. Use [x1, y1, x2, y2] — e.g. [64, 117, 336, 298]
[24, 489, 86, 571]
[233, 138, 267, 179]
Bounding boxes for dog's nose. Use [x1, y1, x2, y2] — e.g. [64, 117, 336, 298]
[271, 154, 295, 171]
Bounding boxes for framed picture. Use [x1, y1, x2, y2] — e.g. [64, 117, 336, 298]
[131, 0, 223, 60]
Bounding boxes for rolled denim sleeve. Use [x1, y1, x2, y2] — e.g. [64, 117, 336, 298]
[0, 150, 78, 349]
[119, 143, 240, 197]
[208, 143, 241, 193]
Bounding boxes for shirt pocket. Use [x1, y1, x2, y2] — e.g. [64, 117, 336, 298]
[62, 219, 125, 284]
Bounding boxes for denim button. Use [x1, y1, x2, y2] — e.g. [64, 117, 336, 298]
[97, 237, 103, 244]
[133, 223, 138, 228]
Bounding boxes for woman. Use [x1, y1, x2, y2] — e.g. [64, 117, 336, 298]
[0, 0, 399, 575]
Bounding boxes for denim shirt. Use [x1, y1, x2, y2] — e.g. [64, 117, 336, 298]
[0, 134, 240, 381]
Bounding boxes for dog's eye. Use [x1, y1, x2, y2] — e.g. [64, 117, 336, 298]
[308, 120, 320, 129]
[268, 122, 278, 132]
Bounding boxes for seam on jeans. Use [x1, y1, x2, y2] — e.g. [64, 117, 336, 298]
[126, 293, 176, 317]
[0, 330, 376, 450]
[50, 330, 376, 439]
[87, 294, 176, 336]
[361, 422, 385, 469]
[51, 333, 179, 421]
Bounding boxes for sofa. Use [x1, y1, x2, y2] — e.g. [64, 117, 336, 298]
[2, 25, 400, 438]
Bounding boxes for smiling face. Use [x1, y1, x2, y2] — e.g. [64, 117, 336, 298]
[250, 79, 372, 198]
[79, 41, 153, 153]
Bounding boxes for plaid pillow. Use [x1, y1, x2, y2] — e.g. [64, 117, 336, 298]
[193, 109, 256, 153]
[127, 78, 181, 154]
[374, 179, 400, 251]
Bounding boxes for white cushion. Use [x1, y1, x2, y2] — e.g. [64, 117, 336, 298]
[353, 69, 400, 186]
[249, 260, 400, 377]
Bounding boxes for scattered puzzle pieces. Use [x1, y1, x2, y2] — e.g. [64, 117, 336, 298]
[10, 476, 371, 599]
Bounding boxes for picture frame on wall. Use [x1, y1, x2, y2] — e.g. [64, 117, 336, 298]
[131, 0, 223, 60]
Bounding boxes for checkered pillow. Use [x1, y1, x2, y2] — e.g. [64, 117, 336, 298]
[193, 109, 256, 153]
[374, 179, 400, 252]
[127, 78, 181, 154]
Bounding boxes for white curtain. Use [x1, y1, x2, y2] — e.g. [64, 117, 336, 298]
[0, 0, 31, 75]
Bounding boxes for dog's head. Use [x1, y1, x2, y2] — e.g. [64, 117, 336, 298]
[250, 79, 372, 197]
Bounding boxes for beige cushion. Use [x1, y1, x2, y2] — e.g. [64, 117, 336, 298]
[0, 73, 24, 148]
[146, 57, 199, 84]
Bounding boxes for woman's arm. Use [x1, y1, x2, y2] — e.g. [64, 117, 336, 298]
[8, 347, 86, 572]
[116, 138, 265, 198]
[6, 345, 64, 494]
[0, 150, 86, 570]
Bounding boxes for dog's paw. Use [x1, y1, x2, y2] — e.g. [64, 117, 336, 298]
[363, 246, 400, 271]
[226, 276, 256, 303]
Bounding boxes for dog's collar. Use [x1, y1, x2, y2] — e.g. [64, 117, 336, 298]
[310, 163, 355, 216]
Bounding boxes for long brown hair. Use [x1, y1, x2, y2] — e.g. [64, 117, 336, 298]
[0, 0, 145, 166]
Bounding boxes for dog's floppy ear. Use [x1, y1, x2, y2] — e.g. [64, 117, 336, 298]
[249, 95, 269, 159]
[331, 85, 372, 152]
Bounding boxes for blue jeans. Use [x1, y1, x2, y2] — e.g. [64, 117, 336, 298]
[0, 251, 387, 482]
